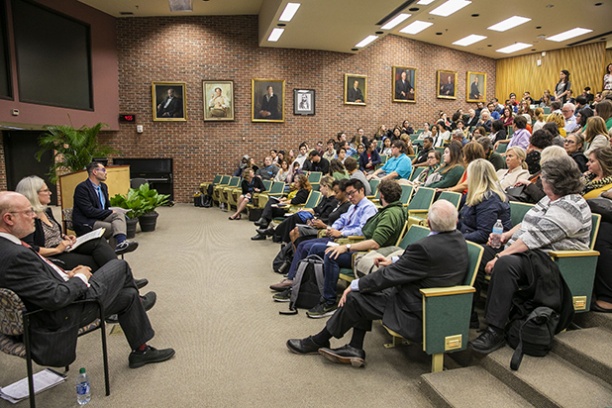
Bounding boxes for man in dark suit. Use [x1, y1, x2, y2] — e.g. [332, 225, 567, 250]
[440, 74, 455, 97]
[156, 88, 183, 118]
[72, 161, 138, 254]
[395, 70, 414, 100]
[258, 85, 280, 119]
[0, 191, 175, 368]
[286, 200, 468, 367]
[347, 80, 364, 103]
[469, 76, 481, 100]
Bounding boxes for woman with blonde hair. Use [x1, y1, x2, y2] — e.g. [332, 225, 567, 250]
[546, 112, 567, 137]
[584, 116, 610, 155]
[458, 159, 511, 244]
[496, 147, 530, 190]
[532, 107, 546, 132]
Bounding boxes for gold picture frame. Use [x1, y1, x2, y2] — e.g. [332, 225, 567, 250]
[252, 79, 285, 123]
[344, 74, 367, 105]
[392, 66, 416, 103]
[466, 71, 487, 103]
[152, 81, 187, 121]
[436, 70, 457, 100]
[203, 80, 234, 121]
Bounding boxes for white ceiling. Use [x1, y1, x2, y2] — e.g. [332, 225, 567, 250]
[78, 0, 612, 59]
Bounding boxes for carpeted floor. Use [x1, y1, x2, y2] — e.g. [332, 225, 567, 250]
[0, 204, 435, 407]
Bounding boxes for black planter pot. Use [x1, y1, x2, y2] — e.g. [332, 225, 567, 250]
[138, 211, 159, 232]
[126, 217, 138, 238]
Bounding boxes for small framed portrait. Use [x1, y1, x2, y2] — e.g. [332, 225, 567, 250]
[152, 81, 187, 121]
[436, 70, 457, 100]
[466, 71, 487, 103]
[252, 79, 285, 123]
[344, 74, 367, 105]
[203, 80, 234, 121]
[294, 89, 315, 115]
[392, 66, 416, 103]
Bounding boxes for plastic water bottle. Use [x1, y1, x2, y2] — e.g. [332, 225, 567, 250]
[490, 219, 504, 249]
[76, 367, 91, 405]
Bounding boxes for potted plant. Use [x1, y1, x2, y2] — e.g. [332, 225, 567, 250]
[36, 123, 119, 183]
[135, 183, 171, 232]
[109, 189, 147, 238]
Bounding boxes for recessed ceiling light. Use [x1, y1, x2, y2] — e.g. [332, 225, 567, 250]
[488, 16, 531, 32]
[546, 27, 593, 42]
[436, 32, 443, 35]
[417, 0, 436, 4]
[399, 20, 434, 35]
[268, 28, 284, 42]
[381, 13, 411, 30]
[277, 23, 286, 27]
[351, 48, 358, 51]
[496, 42, 532, 54]
[355, 35, 378, 48]
[471, 14, 479, 17]
[279, 3, 300, 22]
[453, 34, 486, 46]
[429, 0, 471, 17]
[169, 0, 192, 12]
[408, 8, 420, 12]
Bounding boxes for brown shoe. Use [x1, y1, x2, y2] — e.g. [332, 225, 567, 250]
[270, 278, 293, 292]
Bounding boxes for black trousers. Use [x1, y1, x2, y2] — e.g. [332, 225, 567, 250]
[325, 289, 393, 339]
[594, 221, 612, 303]
[261, 200, 287, 221]
[274, 212, 302, 242]
[80, 259, 154, 350]
[484, 254, 530, 329]
[54, 237, 117, 272]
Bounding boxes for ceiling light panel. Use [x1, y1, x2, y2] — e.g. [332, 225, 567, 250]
[279, 3, 300, 22]
[417, 0, 436, 4]
[381, 13, 411, 30]
[487, 16, 531, 32]
[268, 28, 284, 42]
[355, 35, 378, 48]
[429, 0, 471, 17]
[453, 34, 486, 46]
[399, 20, 433, 35]
[496, 42, 532, 54]
[546, 27, 593, 42]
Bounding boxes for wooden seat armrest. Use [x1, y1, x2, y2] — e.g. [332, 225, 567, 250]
[548, 250, 600, 259]
[420, 286, 475, 297]
[408, 209, 429, 215]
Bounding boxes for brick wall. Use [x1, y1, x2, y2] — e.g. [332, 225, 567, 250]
[113, 15, 495, 202]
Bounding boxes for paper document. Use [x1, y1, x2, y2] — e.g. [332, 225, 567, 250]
[0, 368, 66, 403]
[109, 206, 129, 214]
[66, 228, 105, 252]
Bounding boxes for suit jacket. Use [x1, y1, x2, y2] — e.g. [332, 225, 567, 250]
[72, 180, 112, 236]
[157, 96, 182, 117]
[395, 79, 413, 100]
[358, 230, 468, 342]
[0, 235, 88, 366]
[260, 94, 280, 119]
[347, 87, 364, 103]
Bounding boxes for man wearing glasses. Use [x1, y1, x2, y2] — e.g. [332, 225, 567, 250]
[73, 161, 138, 255]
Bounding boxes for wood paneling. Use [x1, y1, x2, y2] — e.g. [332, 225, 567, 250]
[496, 43, 606, 101]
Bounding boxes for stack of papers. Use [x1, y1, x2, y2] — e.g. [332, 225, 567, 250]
[0, 369, 66, 403]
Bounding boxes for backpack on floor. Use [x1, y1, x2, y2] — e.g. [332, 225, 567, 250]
[506, 306, 559, 371]
[288, 255, 324, 312]
[272, 244, 294, 274]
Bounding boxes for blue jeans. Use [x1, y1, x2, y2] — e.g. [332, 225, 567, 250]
[287, 238, 331, 280]
[321, 250, 353, 303]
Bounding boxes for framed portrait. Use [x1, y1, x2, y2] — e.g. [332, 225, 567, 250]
[152, 81, 187, 121]
[252, 79, 285, 123]
[203, 80, 234, 121]
[392, 66, 416, 103]
[436, 70, 457, 100]
[293, 89, 315, 116]
[466, 71, 487, 103]
[344, 74, 367, 105]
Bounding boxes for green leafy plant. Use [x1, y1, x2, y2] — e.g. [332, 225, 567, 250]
[109, 183, 170, 218]
[36, 123, 119, 183]
[135, 183, 171, 213]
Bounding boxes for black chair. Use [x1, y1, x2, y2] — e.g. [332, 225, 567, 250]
[130, 178, 148, 189]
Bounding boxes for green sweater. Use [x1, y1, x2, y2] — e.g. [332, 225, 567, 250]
[427, 165, 465, 189]
[362, 201, 406, 247]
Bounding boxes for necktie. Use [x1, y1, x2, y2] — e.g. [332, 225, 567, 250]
[21, 241, 69, 281]
[97, 185, 105, 208]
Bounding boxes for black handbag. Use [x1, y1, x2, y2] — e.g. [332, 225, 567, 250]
[587, 197, 612, 223]
[505, 185, 530, 203]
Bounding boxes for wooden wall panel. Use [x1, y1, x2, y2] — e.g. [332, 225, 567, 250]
[496, 43, 606, 102]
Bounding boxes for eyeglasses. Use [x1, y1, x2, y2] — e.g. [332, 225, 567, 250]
[564, 139, 576, 144]
[95, 167, 107, 173]
[9, 209, 36, 216]
[345, 189, 358, 196]
[38, 188, 51, 194]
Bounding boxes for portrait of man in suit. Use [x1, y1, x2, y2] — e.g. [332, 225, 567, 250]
[252, 79, 285, 122]
[345, 74, 367, 105]
[437, 71, 457, 100]
[152, 82, 187, 121]
[393, 66, 416, 102]
[467, 72, 486, 102]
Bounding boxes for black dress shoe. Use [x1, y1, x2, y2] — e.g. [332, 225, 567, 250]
[134, 278, 149, 290]
[318, 344, 366, 367]
[256, 227, 275, 236]
[254, 217, 266, 227]
[251, 233, 267, 241]
[116, 240, 139, 255]
[286, 336, 330, 354]
[129, 346, 176, 368]
[140, 291, 157, 312]
[470, 326, 506, 354]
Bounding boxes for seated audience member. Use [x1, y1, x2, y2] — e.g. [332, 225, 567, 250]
[266, 176, 337, 243]
[285, 161, 303, 185]
[413, 136, 434, 168]
[248, 157, 259, 174]
[366, 140, 412, 182]
[0, 192, 175, 368]
[302, 150, 331, 174]
[470, 157, 591, 353]
[562, 103, 579, 133]
[595, 99, 612, 130]
[401, 120, 414, 135]
[229, 167, 265, 221]
[584, 116, 610, 155]
[399, 134, 416, 156]
[285, 200, 468, 367]
[550, 100, 562, 114]
[477, 110, 493, 133]
[546, 112, 567, 138]
[434, 123, 451, 147]
[496, 147, 530, 190]
[472, 126, 488, 141]
[256, 156, 279, 180]
[424, 141, 465, 189]
[269, 179, 377, 293]
[438, 142, 485, 194]
[274, 159, 290, 183]
[564, 134, 588, 172]
[293, 143, 309, 169]
[72, 161, 138, 254]
[496, 115, 530, 152]
[532, 108, 547, 133]
[344, 157, 371, 195]
[501, 107, 514, 128]
[487, 103, 501, 120]
[525, 129, 554, 175]
[542, 121, 564, 147]
[477, 137, 505, 171]
[303, 180, 407, 318]
[592, 188, 612, 312]
[251, 174, 310, 237]
[380, 137, 393, 156]
[458, 159, 512, 244]
[583, 147, 612, 199]
[233, 154, 250, 177]
[451, 129, 468, 146]
[418, 123, 432, 141]
[336, 147, 348, 164]
[465, 109, 479, 129]
[510, 146, 567, 204]
[413, 150, 441, 185]
[270, 149, 279, 164]
[330, 158, 349, 180]
[358, 140, 381, 174]
[323, 139, 337, 162]
[374, 125, 390, 141]
[573, 106, 594, 135]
